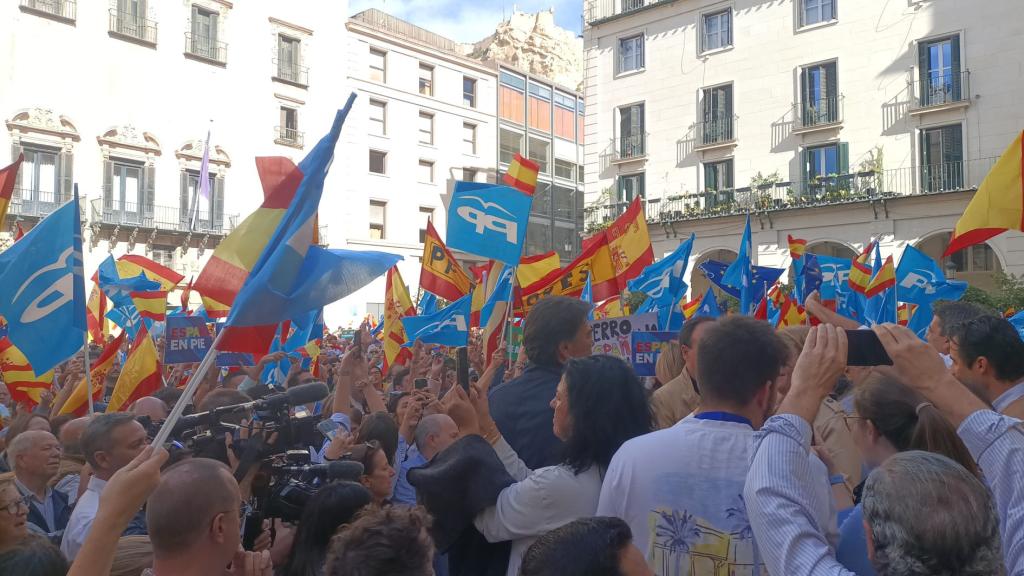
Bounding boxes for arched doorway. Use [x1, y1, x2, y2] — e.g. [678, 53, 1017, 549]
[916, 233, 1003, 292]
[690, 248, 737, 300]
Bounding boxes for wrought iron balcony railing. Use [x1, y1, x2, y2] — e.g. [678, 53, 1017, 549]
[911, 69, 971, 110]
[273, 59, 309, 86]
[185, 32, 228, 64]
[614, 132, 648, 161]
[694, 114, 738, 148]
[586, 0, 674, 24]
[88, 198, 236, 235]
[19, 0, 76, 22]
[275, 126, 304, 148]
[796, 95, 844, 129]
[109, 9, 158, 45]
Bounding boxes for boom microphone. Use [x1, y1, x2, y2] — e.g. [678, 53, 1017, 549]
[171, 382, 329, 434]
[281, 460, 365, 482]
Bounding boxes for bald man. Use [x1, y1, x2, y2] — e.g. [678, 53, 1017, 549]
[131, 396, 169, 422]
[393, 414, 459, 505]
[147, 458, 269, 574]
[54, 416, 92, 505]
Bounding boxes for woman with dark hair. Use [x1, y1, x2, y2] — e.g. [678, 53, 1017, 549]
[464, 354, 652, 576]
[280, 481, 373, 576]
[835, 373, 980, 575]
[341, 441, 396, 506]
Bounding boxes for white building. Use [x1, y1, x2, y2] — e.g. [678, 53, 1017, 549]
[2, 0, 349, 306]
[582, 0, 1024, 298]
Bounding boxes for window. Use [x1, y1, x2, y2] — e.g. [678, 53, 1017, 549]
[800, 61, 839, 126]
[278, 107, 300, 145]
[701, 85, 733, 144]
[702, 9, 732, 52]
[554, 159, 576, 181]
[419, 63, 434, 96]
[703, 159, 734, 191]
[499, 128, 524, 165]
[918, 35, 963, 107]
[921, 124, 963, 192]
[526, 219, 552, 256]
[527, 137, 550, 175]
[418, 207, 434, 243]
[110, 160, 145, 220]
[369, 200, 386, 239]
[801, 0, 835, 27]
[463, 77, 477, 108]
[618, 34, 644, 73]
[528, 82, 552, 133]
[617, 173, 644, 204]
[463, 168, 478, 182]
[418, 160, 435, 184]
[578, 99, 585, 145]
[189, 5, 219, 60]
[369, 48, 386, 83]
[532, 181, 551, 216]
[276, 35, 303, 83]
[618, 103, 645, 158]
[418, 112, 434, 145]
[554, 92, 576, 140]
[366, 302, 385, 318]
[369, 100, 386, 136]
[552, 185, 574, 220]
[20, 146, 60, 207]
[182, 169, 222, 231]
[112, 0, 155, 44]
[949, 244, 997, 273]
[499, 70, 527, 123]
[369, 150, 387, 175]
[462, 123, 477, 155]
[804, 143, 843, 178]
[553, 224, 576, 260]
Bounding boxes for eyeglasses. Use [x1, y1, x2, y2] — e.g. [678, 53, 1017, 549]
[0, 495, 30, 516]
[842, 413, 866, 431]
[342, 440, 381, 469]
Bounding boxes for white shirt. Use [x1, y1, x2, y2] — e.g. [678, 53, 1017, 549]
[61, 476, 107, 560]
[992, 381, 1024, 413]
[474, 437, 603, 576]
[597, 416, 836, 575]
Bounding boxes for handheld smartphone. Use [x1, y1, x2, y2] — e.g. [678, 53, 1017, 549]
[414, 378, 429, 390]
[846, 329, 894, 366]
[457, 347, 471, 392]
[317, 418, 342, 441]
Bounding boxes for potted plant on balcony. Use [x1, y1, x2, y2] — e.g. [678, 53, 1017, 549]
[857, 145, 885, 198]
[749, 171, 782, 211]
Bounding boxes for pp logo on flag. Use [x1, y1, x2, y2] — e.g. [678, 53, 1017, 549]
[447, 182, 531, 265]
[899, 270, 938, 295]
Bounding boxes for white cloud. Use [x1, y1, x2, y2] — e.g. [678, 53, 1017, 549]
[348, 0, 582, 43]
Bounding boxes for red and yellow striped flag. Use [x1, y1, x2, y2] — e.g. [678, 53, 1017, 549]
[116, 255, 184, 292]
[605, 197, 654, 292]
[897, 303, 917, 326]
[945, 130, 1024, 256]
[682, 296, 702, 320]
[788, 234, 807, 260]
[106, 327, 162, 413]
[382, 266, 415, 372]
[864, 255, 896, 298]
[420, 221, 472, 302]
[86, 282, 109, 343]
[516, 251, 561, 289]
[130, 290, 168, 321]
[777, 297, 807, 327]
[594, 296, 625, 319]
[0, 154, 23, 229]
[502, 153, 540, 195]
[59, 331, 126, 416]
[0, 337, 53, 407]
[848, 242, 874, 294]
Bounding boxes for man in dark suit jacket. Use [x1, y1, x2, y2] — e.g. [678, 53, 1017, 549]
[489, 296, 594, 470]
[9, 430, 73, 542]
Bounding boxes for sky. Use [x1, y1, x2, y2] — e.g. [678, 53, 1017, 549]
[348, 0, 583, 44]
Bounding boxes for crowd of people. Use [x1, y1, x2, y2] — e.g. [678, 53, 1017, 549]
[0, 294, 1023, 576]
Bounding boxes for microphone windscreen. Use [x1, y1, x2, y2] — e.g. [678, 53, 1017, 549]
[325, 460, 364, 481]
[285, 382, 329, 406]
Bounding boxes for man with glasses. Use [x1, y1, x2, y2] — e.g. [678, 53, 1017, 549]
[7, 430, 70, 543]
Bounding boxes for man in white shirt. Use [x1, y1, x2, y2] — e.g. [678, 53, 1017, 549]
[61, 412, 149, 559]
[948, 314, 1024, 419]
[597, 316, 836, 575]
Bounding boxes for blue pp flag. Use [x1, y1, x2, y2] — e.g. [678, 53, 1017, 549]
[97, 256, 160, 310]
[628, 233, 695, 301]
[695, 287, 721, 319]
[446, 182, 532, 265]
[699, 261, 785, 301]
[419, 292, 439, 316]
[401, 294, 472, 347]
[0, 191, 87, 374]
[478, 266, 514, 327]
[1010, 310, 1024, 340]
[896, 245, 968, 305]
[816, 255, 851, 300]
[864, 243, 896, 326]
[582, 272, 594, 320]
[106, 305, 142, 340]
[722, 216, 754, 314]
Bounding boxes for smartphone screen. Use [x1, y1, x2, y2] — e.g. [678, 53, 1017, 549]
[317, 418, 341, 441]
[457, 347, 470, 392]
[414, 378, 428, 390]
[846, 329, 894, 366]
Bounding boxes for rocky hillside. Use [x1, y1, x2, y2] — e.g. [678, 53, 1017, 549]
[469, 10, 583, 91]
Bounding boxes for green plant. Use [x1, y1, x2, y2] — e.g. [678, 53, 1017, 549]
[960, 272, 1024, 315]
[624, 290, 649, 313]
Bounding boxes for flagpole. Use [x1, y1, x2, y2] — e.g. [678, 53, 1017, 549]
[82, 331, 94, 415]
[152, 327, 225, 447]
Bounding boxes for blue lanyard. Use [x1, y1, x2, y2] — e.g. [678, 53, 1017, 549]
[694, 411, 753, 428]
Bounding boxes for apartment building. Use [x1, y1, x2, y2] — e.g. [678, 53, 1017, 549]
[582, 0, 1024, 297]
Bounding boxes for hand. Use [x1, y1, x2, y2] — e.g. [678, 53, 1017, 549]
[428, 355, 445, 380]
[269, 521, 296, 568]
[444, 385, 480, 437]
[781, 325, 847, 424]
[811, 445, 838, 476]
[250, 520, 273, 552]
[324, 430, 354, 462]
[38, 390, 54, 410]
[469, 381, 497, 438]
[96, 445, 169, 528]
[227, 548, 273, 576]
[257, 352, 287, 370]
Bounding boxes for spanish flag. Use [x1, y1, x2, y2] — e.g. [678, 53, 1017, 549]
[382, 266, 415, 371]
[502, 153, 540, 195]
[520, 233, 618, 313]
[470, 261, 508, 328]
[420, 220, 472, 302]
[777, 297, 807, 327]
[86, 282, 109, 343]
[788, 234, 807, 260]
[848, 242, 874, 294]
[0, 154, 23, 229]
[516, 251, 561, 288]
[864, 255, 896, 298]
[0, 337, 53, 407]
[594, 296, 625, 319]
[59, 331, 126, 416]
[106, 327, 162, 413]
[945, 130, 1024, 256]
[116, 255, 184, 292]
[130, 290, 168, 321]
[604, 197, 654, 292]
[682, 296, 702, 320]
[897, 303, 916, 326]
[194, 157, 303, 318]
[180, 276, 194, 314]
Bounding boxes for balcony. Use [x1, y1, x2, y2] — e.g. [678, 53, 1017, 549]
[88, 199, 236, 236]
[694, 115, 738, 150]
[108, 9, 158, 46]
[794, 95, 844, 133]
[275, 126, 304, 148]
[19, 0, 76, 24]
[586, 0, 674, 25]
[6, 189, 65, 219]
[910, 70, 971, 113]
[583, 157, 997, 231]
[273, 59, 309, 88]
[611, 132, 648, 164]
[185, 33, 227, 66]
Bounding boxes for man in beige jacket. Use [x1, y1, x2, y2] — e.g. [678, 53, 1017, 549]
[650, 317, 716, 429]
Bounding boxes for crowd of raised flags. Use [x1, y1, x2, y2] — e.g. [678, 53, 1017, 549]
[0, 99, 1022, 425]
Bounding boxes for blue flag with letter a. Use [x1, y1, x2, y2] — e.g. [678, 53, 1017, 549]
[0, 191, 87, 374]
[401, 294, 472, 347]
[446, 182, 532, 265]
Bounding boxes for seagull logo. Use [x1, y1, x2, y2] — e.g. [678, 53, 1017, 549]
[455, 195, 519, 244]
[12, 247, 75, 324]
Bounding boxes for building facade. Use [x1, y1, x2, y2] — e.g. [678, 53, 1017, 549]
[582, 0, 1024, 298]
[2, 0, 350, 308]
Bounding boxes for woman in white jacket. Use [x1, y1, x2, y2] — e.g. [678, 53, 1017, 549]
[454, 354, 653, 576]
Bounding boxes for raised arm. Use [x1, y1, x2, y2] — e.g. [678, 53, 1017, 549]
[804, 291, 862, 331]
